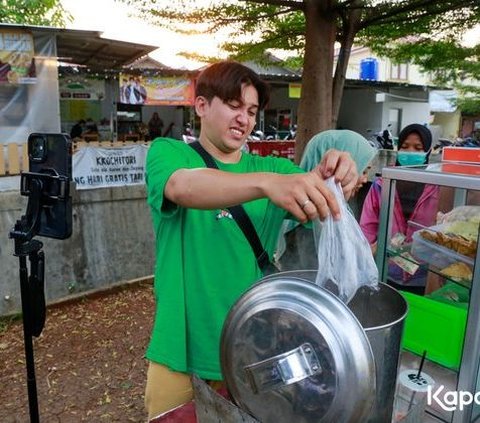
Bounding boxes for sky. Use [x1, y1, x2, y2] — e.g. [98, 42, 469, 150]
[60, 0, 226, 69]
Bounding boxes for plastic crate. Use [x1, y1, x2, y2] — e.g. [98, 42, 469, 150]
[400, 291, 467, 370]
[411, 224, 474, 270]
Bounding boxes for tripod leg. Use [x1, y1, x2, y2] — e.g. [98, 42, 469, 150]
[19, 255, 40, 423]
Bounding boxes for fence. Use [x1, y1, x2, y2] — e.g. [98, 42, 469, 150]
[0, 143, 28, 176]
[0, 140, 152, 177]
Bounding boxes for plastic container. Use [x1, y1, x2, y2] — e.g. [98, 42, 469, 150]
[411, 224, 474, 270]
[393, 369, 435, 423]
[401, 291, 467, 370]
[426, 283, 470, 309]
[360, 58, 379, 81]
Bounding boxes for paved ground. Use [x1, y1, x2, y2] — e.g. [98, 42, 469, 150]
[0, 281, 155, 422]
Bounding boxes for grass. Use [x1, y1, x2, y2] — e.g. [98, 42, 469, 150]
[0, 313, 22, 334]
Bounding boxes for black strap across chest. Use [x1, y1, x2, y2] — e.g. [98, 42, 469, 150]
[189, 141, 271, 271]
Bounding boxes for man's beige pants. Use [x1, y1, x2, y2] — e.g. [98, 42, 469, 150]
[145, 361, 223, 421]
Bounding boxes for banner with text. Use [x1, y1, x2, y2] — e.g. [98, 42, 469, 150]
[0, 29, 36, 84]
[59, 76, 105, 100]
[119, 73, 194, 105]
[73, 145, 148, 190]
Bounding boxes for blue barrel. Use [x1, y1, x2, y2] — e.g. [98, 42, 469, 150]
[360, 58, 379, 81]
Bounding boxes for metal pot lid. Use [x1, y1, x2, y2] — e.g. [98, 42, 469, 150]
[220, 277, 375, 423]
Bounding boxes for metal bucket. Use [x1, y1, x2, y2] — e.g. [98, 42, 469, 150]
[261, 270, 408, 423]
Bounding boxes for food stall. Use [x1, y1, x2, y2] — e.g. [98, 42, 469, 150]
[376, 157, 480, 423]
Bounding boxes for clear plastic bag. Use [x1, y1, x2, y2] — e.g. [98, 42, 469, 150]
[437, 205, 480, 224]
[314, 177, 379, 303]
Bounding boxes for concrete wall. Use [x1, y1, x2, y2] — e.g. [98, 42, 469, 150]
[338, 88, 384, 137]
[432, 110, 462, 140]
[0, 184, 155, 316]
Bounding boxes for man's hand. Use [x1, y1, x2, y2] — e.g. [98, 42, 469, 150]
[261, 172, 340, 223]
[316, 149, 358, 199]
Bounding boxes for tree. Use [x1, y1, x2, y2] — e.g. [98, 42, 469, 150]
[367, 37, 480, 120]
[122, 0, 480, 160]
[0, 0, 71, 27]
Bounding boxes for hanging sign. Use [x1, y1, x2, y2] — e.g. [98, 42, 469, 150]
[119, 73, 194, 105]
[289, 83, 302, 98]
[73, 145, 148, 190]
[0, 29, 36, 84]
[59, 76, 105, 100]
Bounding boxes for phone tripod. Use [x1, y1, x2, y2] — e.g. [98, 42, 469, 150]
[9, 172, 69, 423]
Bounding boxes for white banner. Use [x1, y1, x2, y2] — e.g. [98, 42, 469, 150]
[429, 90, 457, 113]
[73, 145, 148, 190]
[59, 76, 105, 100]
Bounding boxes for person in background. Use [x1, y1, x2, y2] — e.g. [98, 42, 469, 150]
[84, 118, 98, 134]
[276, 129, 377, 271]
[126, 76, 138, 104]
[148, 112, 164, 140]
[143, 61, 360, 420]
[360, 123, 440, 293]
[120, 78, 128, 103]
[70, 119, 85, 139]
[134, 77, 147, 104]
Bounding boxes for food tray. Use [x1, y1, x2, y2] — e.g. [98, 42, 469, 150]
[411, 224, 475, 270]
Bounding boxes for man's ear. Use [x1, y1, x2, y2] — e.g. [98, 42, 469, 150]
[195, 96, 208, 117]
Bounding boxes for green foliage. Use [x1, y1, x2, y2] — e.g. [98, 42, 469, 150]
[121, 0, 480, 134]
[455, 85, 480, 116]
[0, 313, 21, 334]
[360, 3, 480, 116]
[0, 0, 72, 27]
[368, 39, 480, 85]
[457, 97, 480, 116]
[122, 0, 479, 73]
[120, 0, 306, 66]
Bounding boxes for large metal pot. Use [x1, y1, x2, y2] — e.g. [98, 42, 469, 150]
[220, 270, 407, 423]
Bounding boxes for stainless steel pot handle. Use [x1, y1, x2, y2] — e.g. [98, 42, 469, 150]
[244, 343, 321, 394]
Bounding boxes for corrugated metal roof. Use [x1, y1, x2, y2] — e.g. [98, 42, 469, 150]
[0, 23, 158, 71]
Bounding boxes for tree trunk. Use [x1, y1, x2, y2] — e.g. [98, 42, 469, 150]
[295, 0, 336, 163]
[332, 7, 362, 128]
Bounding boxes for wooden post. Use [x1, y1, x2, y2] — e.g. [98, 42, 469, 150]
[7, 143, 21, 175]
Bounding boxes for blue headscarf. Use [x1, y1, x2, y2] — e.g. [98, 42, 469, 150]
[300, 129, 377, 173]
[275, 129, 377, 262]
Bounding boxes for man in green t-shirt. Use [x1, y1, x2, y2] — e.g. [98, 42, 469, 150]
[144, 61, 359, 420]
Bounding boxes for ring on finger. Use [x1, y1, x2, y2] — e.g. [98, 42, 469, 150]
[300, 199, 311, 209]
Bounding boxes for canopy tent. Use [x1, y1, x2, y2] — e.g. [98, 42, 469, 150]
[0, 24, 158, 144]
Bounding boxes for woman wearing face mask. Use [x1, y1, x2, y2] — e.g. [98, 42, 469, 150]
[360, 123, 440, 293]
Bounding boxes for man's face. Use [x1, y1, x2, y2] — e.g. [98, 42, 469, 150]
[196, 83, 259, 155]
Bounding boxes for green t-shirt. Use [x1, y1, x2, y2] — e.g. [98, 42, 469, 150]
[145, 138, 302, 380]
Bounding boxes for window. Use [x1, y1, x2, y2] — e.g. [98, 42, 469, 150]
[390, 63, 408, 80]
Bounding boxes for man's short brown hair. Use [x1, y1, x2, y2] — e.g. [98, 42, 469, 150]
[195, 61, 270, 110]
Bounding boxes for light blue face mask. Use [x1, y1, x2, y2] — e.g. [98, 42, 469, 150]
[397, 151, 427, 166]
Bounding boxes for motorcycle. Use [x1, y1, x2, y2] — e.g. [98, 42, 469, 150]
[432, 136, 480, 155]
[284, 124, 297, 140]
[182, 123, 197, 144]
[366, 124, 394, 150]
[248, 129, 265, 141]
[264, 125, 279, 140]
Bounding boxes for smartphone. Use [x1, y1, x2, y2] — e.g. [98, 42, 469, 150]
[24, 133, 73, 239]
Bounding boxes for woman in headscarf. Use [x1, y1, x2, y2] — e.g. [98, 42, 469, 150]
[360, 123, 440, 293]
[276, 129, 377, 271]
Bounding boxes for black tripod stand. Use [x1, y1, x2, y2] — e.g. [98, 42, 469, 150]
[9, 172, 68, 423]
